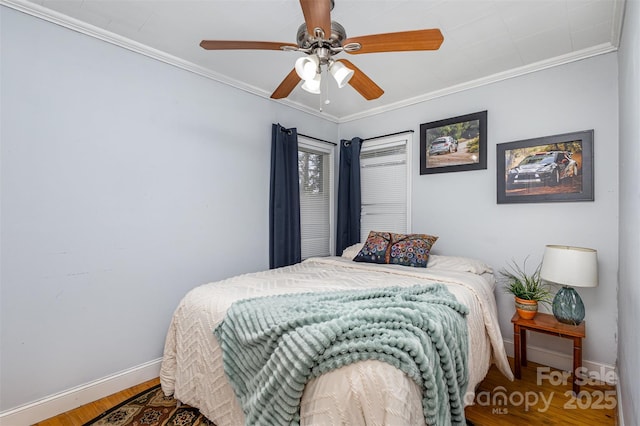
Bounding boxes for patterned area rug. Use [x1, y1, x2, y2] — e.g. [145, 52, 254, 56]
[82, 384, 214, 426]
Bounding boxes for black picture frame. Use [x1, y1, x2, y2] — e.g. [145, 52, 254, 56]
[420, 110, 487, 175]
[496, 129, 594, 204]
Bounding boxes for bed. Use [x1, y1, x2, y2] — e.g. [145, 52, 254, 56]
[160, 242, 513, 425]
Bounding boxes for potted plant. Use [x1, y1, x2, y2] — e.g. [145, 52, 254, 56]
[501, 258, 552, 320]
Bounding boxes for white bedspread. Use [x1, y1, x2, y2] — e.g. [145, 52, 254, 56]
[160, 256, 513, 426]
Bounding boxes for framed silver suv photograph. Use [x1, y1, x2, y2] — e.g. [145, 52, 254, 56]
[419, 110, 487, 175]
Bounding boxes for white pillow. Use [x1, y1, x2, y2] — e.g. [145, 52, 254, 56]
[341, 242, 365, 259]
[426, 255, 493, 275]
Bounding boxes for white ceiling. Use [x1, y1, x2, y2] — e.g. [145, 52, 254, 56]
[7, 0, 625, 121]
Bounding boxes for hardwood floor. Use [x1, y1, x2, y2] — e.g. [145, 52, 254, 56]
[33, 378, 160, 426]
[36, 359, 616, 425]
[465, 359, 617, 425]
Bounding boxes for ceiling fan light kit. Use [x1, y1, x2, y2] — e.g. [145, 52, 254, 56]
[329, 61, 354, 88]
[296, 55, 353, 93]
[199, 0, 443, 101]
[301, 73, 322, 94]
[295, 55, 320, 81]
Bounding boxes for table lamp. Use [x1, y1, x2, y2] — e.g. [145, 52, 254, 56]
[539, 245, 598, 325]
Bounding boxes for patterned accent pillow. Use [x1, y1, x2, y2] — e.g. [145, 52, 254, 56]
[353, 231, 438, 267]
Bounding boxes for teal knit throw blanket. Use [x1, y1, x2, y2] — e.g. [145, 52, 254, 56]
[214, 284, 469, 425]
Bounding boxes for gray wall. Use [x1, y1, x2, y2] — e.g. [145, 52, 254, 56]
[617, 0, 640, 423]
[339, 53, 620, 369]
[0, 7, 337, 411]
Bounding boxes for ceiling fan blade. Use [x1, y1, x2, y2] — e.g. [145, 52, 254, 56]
[271, 68, 301, 99]
[200, 40, 297, 50]
[343, 29, 444, 54]
[337, 59, 383, 100]
[299, 0, 332, 37]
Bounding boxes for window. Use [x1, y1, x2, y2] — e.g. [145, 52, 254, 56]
[298, 137, 335, 259]
[359, 133, 412, 241]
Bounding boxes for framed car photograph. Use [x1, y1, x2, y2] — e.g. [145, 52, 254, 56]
[419, 110, 487, 175]
[496, 129, 594, 204]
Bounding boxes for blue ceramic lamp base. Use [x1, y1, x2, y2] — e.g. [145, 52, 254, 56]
[552, 286, 585, 325]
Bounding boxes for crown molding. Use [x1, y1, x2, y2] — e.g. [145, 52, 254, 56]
[1, 0, 341, 123]
[338, 42, 618, 123]
[0, 0, 248, 94]
[611, 0, 626, 48]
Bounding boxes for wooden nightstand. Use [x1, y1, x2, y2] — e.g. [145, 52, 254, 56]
[511, 312, 586, 395]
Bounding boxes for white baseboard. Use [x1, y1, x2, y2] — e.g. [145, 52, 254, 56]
[0, 358, 162, 426]
[503, 338, 617, 385]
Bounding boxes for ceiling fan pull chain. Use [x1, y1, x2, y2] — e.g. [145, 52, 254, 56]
[324, 68, 330, 105]
[318, 75, 324, 112]
[319, 68, 330, 112]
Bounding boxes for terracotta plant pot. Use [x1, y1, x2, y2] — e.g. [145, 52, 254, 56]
[515, 297, 538, 320]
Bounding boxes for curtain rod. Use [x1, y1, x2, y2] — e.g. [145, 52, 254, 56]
[280, 128, 414, 145]
[363, 129, 414, 141]
[298, 133, 337, 146]
[278, 126, 336, 146]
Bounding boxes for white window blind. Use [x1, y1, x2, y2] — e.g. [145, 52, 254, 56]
[360, 134, 412, 241]
[298, 137, 334, 259]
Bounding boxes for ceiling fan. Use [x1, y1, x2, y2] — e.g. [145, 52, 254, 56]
[199, 0, 444, 101]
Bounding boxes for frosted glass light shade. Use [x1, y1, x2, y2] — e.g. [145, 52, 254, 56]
[330, 61, 354, 88]
[295, 56, 319, 81]
[301, 73, 321, 94]
[540, 245, 598, 288]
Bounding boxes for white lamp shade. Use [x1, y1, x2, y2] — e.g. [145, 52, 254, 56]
[295, 56, 319, 81]
[540, 245, 598, 288]
[330, 61, 354, 88]
[301, 73, 321, 94]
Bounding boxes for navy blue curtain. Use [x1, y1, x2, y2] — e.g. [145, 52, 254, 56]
[269, 123, 301, 269]
[335, 137, 363, 256]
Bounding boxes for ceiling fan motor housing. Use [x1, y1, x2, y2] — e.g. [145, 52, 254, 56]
[296, 21, 347, 51]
